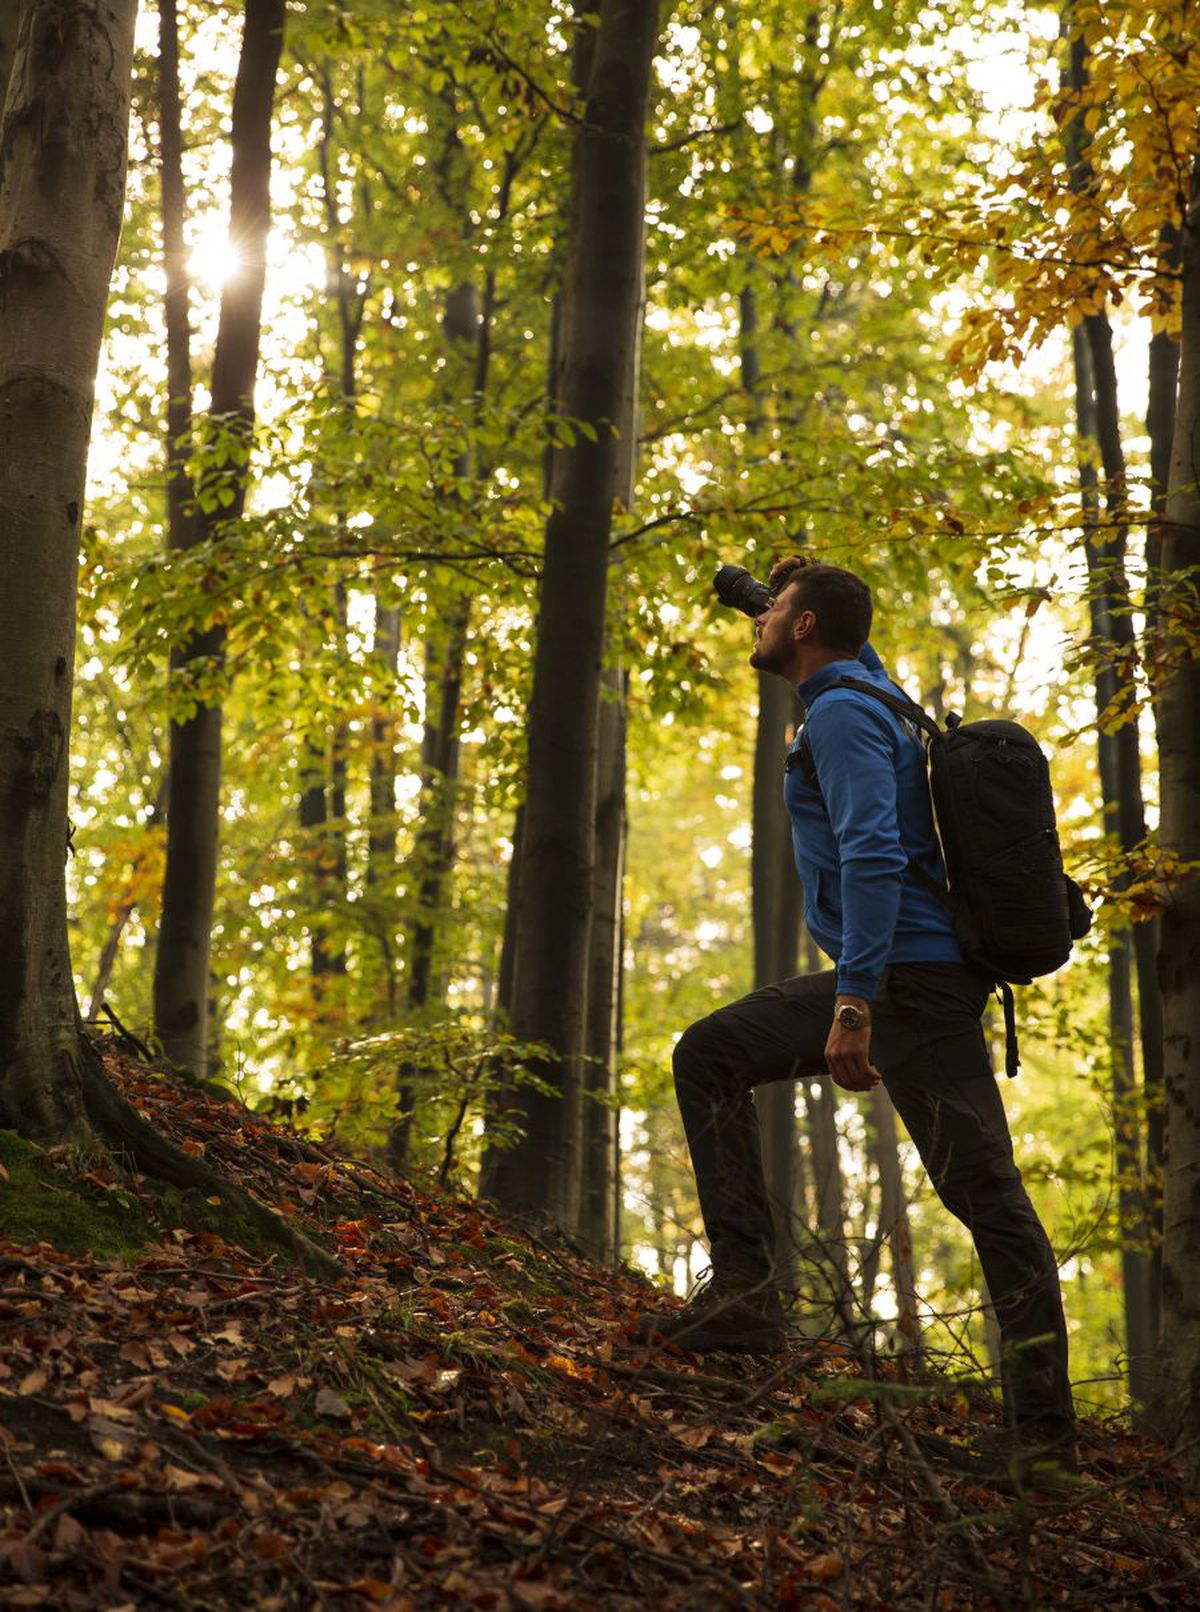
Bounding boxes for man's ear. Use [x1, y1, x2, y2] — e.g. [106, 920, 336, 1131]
[792, 608, 817, 642]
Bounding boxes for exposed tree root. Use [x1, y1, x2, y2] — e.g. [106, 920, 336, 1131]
[75, 1032, 341, 1280]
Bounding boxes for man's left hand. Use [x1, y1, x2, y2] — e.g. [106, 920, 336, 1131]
[825, 1000, 881, 1091]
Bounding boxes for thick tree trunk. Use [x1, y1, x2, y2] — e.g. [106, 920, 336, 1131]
[1156, 154, 1200, 1482]
[153, 0, 284, 1075]
[0, 0, 138, 1136]
[578, 135, 644, 1263]
[483, 0, 660, 1229]
[1071, 324, 1157, 1409]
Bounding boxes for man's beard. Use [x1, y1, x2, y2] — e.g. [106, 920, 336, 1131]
[750, 636, 783, 673]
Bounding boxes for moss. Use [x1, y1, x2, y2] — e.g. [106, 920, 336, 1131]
[0, 1132, 322, 1268]
[0, 1130, 155, 1259]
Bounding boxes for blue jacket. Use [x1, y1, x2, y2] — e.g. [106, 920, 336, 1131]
[783, 645, 960, 1000]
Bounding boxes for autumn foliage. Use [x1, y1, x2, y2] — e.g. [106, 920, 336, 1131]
[1, 1051, 1197, 1609]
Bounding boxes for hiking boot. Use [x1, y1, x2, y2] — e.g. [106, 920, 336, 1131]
[634, 1272, 788, 1354]
[918, 1417, 1079, 1494]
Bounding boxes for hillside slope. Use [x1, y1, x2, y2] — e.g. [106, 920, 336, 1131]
[0, 1048, 1196, 1609]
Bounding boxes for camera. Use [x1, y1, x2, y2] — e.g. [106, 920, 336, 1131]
[713, 564, 776, 618]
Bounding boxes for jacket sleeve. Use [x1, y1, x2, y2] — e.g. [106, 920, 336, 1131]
[805, 695, 906, 1000]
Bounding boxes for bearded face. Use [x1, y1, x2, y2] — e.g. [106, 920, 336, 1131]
[749, 585, 804, 675]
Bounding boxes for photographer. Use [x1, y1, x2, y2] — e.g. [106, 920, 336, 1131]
[637, 557, 1074, 1470]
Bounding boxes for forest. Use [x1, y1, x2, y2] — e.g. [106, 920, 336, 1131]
[1, 0, 1200, 1603]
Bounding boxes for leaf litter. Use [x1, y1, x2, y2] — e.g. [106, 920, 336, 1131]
[0, 1049, 1197, 1609]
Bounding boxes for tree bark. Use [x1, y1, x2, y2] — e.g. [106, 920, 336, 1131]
[1062, 25, 1161, 1403]
[869, 1082, 920, 1359]
[1155, 153, 1200, 1482]
[1071, 324, 1156, 1410]
[578, 666, 627, 1262]
[578, 111, 644, 1263]
[1144, 224, 1181, 1216]
[153, 0, 284, 1076]
[0, 0, 20, 112]
[0, 0, 138, 1136]
[482, 0, 660, 1230]
[751, 673, 805, 1288]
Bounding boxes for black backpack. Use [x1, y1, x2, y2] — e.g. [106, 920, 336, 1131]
[792, 677, 1092, 1076]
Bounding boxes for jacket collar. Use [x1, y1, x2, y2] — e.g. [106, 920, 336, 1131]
[796, 658, 867, 709]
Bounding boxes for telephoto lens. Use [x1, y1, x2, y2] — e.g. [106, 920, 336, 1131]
[713, 564, 775, 618]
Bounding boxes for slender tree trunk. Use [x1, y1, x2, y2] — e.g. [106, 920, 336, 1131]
[1071, 324, 1157, 1409]
[869, 1083, 920, 1359]
[578, 666, 627, 1261]
[1156, 153, 1200, 1483]
[1144, 225, 1181, 1232]
[752, 673, 805, 1287]
[483, 0, 660, 1229]
[366, 600, 401, 1008]
[1062, 26, 1161, 1401]
[0, 0, 138, 1135]
[153, 0, 285, 1075]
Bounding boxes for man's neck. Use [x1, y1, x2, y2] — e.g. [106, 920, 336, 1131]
[791, 644, 854, 688]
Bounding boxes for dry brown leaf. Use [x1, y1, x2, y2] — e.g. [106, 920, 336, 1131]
[805, 1553, 844, 1581]
[315, 1387, 351, 1419]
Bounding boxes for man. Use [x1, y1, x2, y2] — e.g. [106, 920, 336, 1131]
[638, 557, 1074, 1461]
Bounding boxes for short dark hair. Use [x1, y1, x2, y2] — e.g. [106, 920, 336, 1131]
[775, 560, 872, 655]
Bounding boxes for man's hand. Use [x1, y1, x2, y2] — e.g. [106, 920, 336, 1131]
[825, 997, 882, 1092]
[768, 554, 809, 587]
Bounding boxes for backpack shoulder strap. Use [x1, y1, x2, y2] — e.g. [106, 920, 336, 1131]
[807, 676, 943, 744]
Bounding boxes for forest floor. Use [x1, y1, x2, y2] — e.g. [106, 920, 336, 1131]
[0, 1046, 1196, 1610]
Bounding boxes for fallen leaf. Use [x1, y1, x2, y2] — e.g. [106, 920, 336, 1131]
[315, 1387, 351, 1419]
[805, 1554, 844, 1581]
[52, 1514, 84, 1552]
[17, 1369, 47, 1396]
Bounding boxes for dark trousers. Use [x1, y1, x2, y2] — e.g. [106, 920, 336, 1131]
[673, 962, 1072, 1427]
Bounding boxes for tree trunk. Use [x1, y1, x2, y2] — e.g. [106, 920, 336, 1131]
[1156, 153, 1200, 1482]
[366, 599, 401, 1009]
[0, 0, 138, 1135]
[1071, 323, 1157, 1410]
[482, 0, 660, 1230]
[153, 0, 284, 1076]
[0, 0, 19, 112]
[578, 114, 644, 1263]
[578, 666, 627, 1262]
[869, 1083, 920, 1359]
[1062, 26, 1161, 1404]
[752, 673, 805, 1288]
[1144, 225, 1181, 1232]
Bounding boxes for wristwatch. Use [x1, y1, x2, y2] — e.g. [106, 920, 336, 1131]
[835, 1002, 870, 1031]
